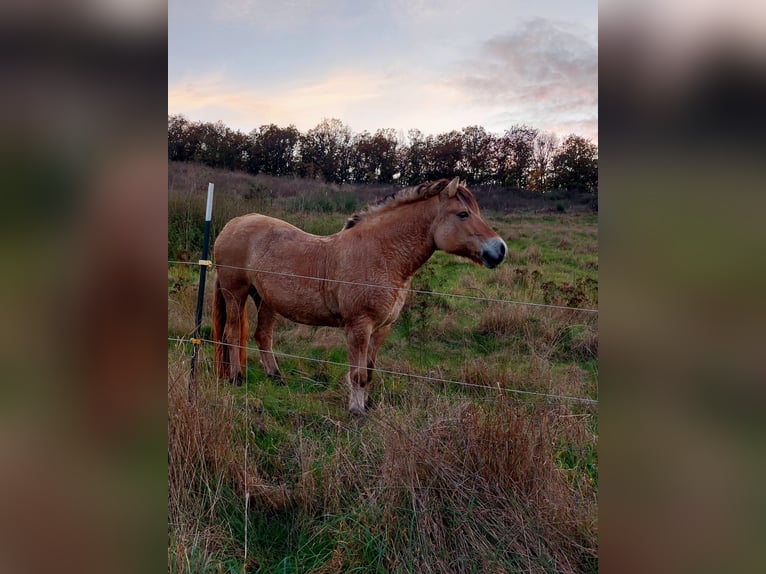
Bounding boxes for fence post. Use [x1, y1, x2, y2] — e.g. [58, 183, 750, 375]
[189, 182, 215, 399]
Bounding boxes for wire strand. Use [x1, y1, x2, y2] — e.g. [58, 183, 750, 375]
[168, 259, 598, 314]
[168, 336, 597, 406]
[184, 354, 594, 408]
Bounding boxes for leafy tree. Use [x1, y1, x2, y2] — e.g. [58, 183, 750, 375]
[370, 128, 400, 183]
[427, 130, 463, 180]
[167, 116, 597, 193]
[399, 129, 429, 185]
[551, 135, 598, 193]
[168, 115, 193, 162]
[459, 125, 494, 184]
[495, 125, 538, 188]
[299, 118, 353, 183]
[351, 128, 399, 183]
[249, 124, 300, 176]
[226, 130, 250, 171]
[185, 120, 248, 171]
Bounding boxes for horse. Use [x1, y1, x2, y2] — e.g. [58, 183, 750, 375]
[211, 177, 507, 416]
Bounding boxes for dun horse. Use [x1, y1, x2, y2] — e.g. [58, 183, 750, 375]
[212, 177, 507, 416]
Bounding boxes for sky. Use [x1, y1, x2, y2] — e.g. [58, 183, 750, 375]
[168, 0, 598, 143]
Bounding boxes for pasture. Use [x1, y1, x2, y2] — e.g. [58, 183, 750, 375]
[168, 162, 598, 573]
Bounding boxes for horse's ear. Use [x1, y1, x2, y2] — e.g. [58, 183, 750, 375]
[446, 177, 460, 198]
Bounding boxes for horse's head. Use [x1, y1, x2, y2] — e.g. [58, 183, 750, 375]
[432, 178, 507, 269]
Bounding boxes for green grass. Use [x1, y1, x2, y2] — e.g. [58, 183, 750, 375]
[168, 165, 598, 573]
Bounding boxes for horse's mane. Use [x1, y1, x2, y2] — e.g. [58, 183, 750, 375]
[343, 179, 478, 230]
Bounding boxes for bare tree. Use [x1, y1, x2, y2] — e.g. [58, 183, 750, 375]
[530, 131, 559, 192]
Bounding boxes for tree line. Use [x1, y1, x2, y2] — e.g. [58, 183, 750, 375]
[168, 115, 597, 193]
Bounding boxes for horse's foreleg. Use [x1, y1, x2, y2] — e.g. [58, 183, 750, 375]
[223, 286, 249, 386]
[254, 302, 283, 384]
[345, 321, 373, 416]
[366, 324, 392, 385]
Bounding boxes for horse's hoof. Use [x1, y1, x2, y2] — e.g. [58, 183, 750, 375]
[268, 372, 286, 385]
[233, 373, 244, 387]
[349, 405, 368, 418]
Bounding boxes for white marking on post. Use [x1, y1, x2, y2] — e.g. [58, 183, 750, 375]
[205, 183, 214, 221]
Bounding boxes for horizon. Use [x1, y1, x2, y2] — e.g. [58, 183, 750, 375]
[168, 113, 598, 146]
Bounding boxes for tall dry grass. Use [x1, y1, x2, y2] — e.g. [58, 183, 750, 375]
[168, 353, 597, 572]
[478, 303, 598, 364]
[168, 358, 245, 571]
[168, 357, 292, 571]
[369, 396, 597, 573]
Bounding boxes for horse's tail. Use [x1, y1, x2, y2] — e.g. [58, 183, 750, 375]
[212, 278, 249, 380]
[212, 278, 228, 378]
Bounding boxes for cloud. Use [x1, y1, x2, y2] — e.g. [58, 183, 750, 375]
[455, 18, 597, 139]
[213, 0, 360, 29]
[168, 17, 599, 141]
[215, 0, 320, 22]
[389, 0, 468, 22]
[169, 66, 490, 138]
[168, 70, 393, 131]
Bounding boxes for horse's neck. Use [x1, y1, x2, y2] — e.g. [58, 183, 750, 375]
[370, 201, 438, 282]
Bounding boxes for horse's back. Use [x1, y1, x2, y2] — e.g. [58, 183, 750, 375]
[215, 213, 306, 263]
[214, 213, 343, 326]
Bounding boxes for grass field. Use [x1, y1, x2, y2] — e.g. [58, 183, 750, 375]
[168, 162, 598, 573]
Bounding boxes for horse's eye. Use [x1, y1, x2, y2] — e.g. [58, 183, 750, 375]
[457, 211, 469, 220]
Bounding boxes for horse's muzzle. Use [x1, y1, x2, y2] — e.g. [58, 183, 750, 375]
[481, 237, 507, 269]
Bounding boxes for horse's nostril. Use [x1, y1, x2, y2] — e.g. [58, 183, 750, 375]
[492, 238, 507, 259]
[482, 240, 507, 269]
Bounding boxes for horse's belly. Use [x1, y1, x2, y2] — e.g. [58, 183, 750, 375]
[280, 307, 343, 327]
[258, 283, 341, 327]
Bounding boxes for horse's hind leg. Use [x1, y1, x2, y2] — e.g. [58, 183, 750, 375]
[253, 300, 284, 384]
[222, 284, 249, 385]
